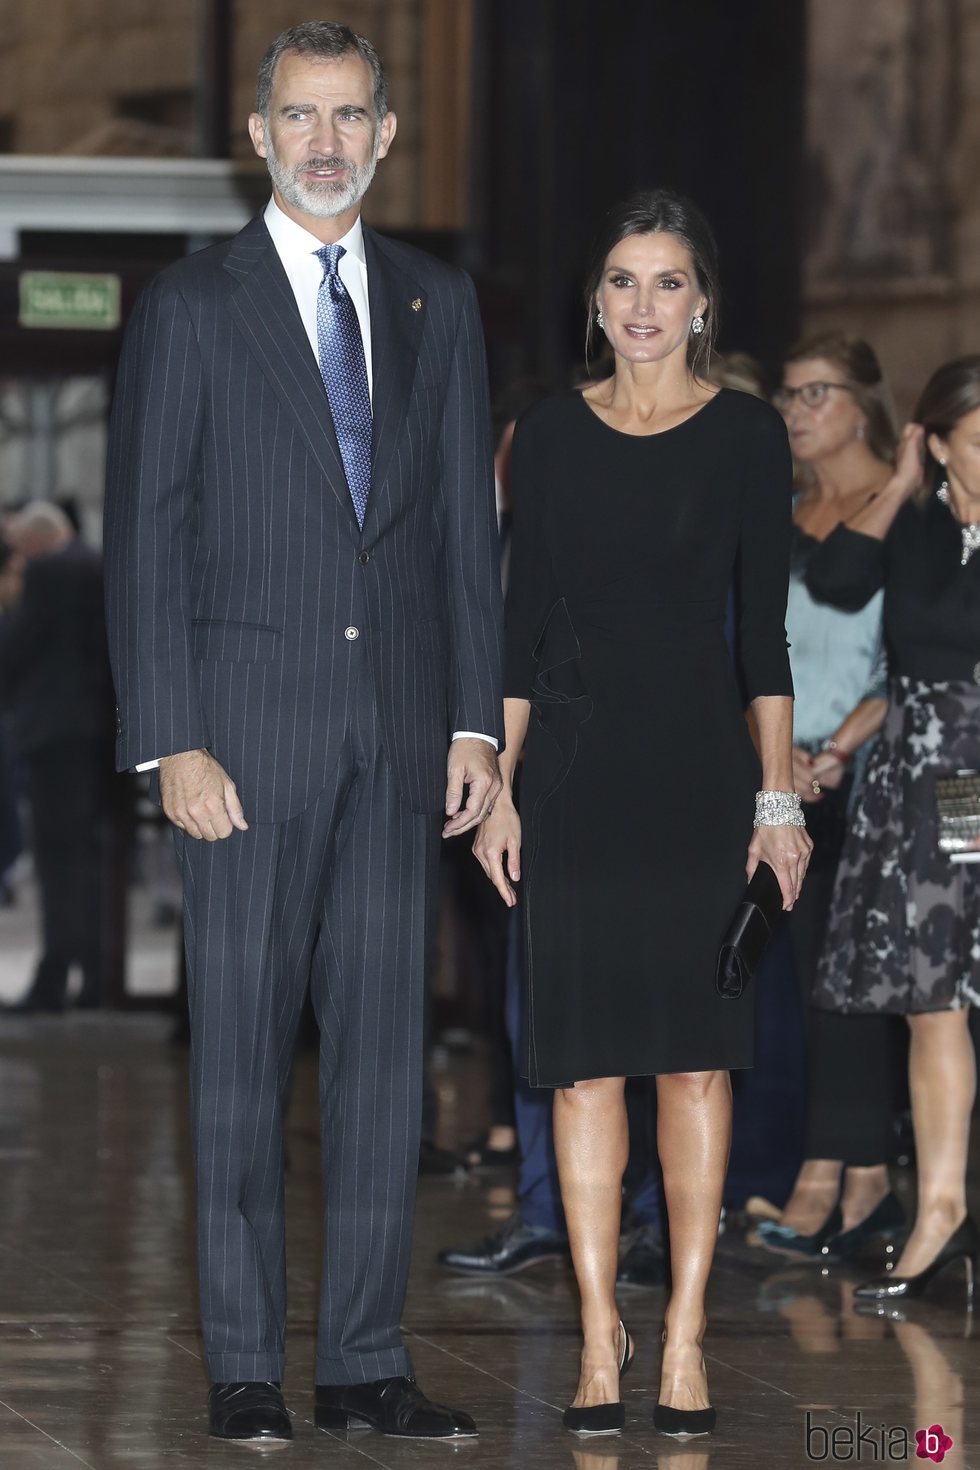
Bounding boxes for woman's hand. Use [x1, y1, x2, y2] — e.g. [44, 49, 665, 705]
[473, 797, 522, 907]
[890, 422, 927, 502]
[747, 823, 813, 911]
[792, 746, 823, 803]
[809, 750, 846, 791]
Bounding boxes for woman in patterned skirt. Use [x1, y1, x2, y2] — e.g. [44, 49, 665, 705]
[807, 357, 980, 1300]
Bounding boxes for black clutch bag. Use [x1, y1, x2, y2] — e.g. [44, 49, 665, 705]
[716, 862, 784, 1000]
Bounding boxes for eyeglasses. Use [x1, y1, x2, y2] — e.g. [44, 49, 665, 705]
[773, 381, 854, 410]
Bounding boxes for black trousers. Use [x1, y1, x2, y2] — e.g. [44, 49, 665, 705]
[789, 782, 901, 1166]
[175, 677, 439, 1384]
[26, 737, 112, 1002]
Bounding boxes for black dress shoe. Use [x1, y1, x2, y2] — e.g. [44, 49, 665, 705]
[437, 1212, 570, 1275]
[563, 1321, 633, 1435]
[418, 1140, 469, 1178]
[315, 1376, 477, 1439]
[653, 1403, 716, 1437]
[854, 1216, 979, 1303]
[208, 1381, 292, 1442]
[463, 1131, 519, 1169]
[617, 1224, 668, 1288]
[2, 992, 65, 1014]
[821, 1192, 905, 1261]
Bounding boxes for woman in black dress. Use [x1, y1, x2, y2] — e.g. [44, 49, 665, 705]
[473, 191, 811, 1436]
[807, 357, 980, 1301]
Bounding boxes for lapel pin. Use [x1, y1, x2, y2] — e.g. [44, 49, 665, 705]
[411, 298, 422, 312]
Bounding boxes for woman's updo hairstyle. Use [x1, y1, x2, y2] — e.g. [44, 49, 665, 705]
[583, 188, 720, 381]
[913, 355, 980, 505]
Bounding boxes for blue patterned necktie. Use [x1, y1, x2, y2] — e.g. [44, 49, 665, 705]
[315, 243, 372, 527]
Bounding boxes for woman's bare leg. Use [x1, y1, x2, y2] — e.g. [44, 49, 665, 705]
[779, 1159, 891, 1234]
[553, 1077, 629, 1408]
[656, 1069, 731, 1411]
[893, 1008, 975, 1278]
[778, 1159, 842, 1233]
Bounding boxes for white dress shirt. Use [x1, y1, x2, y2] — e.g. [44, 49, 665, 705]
[137, 198, 494, 769]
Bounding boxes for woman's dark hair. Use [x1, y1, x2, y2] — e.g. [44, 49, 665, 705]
[583, 189, 720, 381]
[913, 355, 980, 506]
[784, 332, 898, 465]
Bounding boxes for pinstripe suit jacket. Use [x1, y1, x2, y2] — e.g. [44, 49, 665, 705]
[104, 215, 503, 823]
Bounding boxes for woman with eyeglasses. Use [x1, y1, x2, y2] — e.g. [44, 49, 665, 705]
[806, 357, 980, 1301]
[755, 334, 907, 1263]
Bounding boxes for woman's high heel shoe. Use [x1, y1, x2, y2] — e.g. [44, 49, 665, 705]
[755, 1203, 842, 1259]
[821, 1192, 906, 1261]
[853, 1215, 979, 1303]
[653, 1328, 715, 1438]
[562, 1321, 633, 1435]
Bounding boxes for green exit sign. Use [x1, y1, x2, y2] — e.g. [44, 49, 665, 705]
[19, 271, 121, 331]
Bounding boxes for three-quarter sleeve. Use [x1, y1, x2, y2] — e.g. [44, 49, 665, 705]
[805, 524, 887, 612]
[503, 414, 558, 699]
[736, 405, 795, 701]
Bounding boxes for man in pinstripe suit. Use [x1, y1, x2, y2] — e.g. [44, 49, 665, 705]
[104, 21, 502, 1444]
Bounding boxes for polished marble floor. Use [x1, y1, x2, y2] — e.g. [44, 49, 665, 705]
[0, 1015, 976, 1470]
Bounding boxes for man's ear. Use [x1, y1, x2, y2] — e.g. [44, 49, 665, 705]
[376, 111, 397, 161]
[248, 112, 268, 160]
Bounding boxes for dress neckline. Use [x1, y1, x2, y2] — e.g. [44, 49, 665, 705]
[577, 386, 726, 440]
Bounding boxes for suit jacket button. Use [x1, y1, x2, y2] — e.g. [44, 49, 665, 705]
[358, 551, 370, 565]
[344, 626, 360, 641]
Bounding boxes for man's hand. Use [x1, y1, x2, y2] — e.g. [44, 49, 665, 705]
[159, 749, 249, 841]
[443, 738, 502, 838]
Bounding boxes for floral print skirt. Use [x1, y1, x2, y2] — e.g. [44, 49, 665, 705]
[813, 677, 980, 1014]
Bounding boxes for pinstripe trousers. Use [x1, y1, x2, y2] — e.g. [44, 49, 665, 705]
[175, 672, 439, 1384]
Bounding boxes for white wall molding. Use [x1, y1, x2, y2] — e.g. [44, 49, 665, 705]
[0, 157, 269, 259]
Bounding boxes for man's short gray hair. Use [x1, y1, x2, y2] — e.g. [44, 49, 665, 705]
[256, 22, 388, 121]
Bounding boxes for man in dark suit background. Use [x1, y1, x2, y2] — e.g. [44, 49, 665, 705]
[104, 21, 502, 1445]
[0, 503, 115, 1011]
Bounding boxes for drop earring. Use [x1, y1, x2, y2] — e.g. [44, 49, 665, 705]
[856, 423, 865, 441]
[691, 315, 705, 335]
[596, 310, 605, 330]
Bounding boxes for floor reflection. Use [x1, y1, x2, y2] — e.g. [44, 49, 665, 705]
[0, 1016, 975, 1469]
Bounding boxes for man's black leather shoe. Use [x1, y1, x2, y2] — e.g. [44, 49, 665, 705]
[617, 1224, 668, 1288]
[315, 1377, 477, 1438]
[437, 1212, 570, 1275]
[208, 1381, 292, 1442]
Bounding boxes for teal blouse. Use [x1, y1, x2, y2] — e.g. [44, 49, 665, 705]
[787, 523, 886, 748]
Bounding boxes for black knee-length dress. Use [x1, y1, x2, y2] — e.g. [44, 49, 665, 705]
[503, 389, 794, 1086]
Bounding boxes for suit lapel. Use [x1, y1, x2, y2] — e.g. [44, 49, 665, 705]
[223, 218, 356, 525]
[364, 229, 425, 524]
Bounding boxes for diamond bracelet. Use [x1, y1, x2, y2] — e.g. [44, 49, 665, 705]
[753, 790, 806, 829]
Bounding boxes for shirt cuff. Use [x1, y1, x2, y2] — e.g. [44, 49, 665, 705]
[451, 731, 499, 750]
[135, 759, 161, 771]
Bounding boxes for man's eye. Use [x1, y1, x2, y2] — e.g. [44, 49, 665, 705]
[286, 111, 309, 121]
[339, 110, 360, 122]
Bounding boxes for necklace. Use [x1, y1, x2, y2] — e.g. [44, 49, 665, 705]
[937, 482, 980, 566]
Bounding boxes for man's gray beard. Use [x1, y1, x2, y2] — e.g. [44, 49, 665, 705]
[264, 134, 379, 219]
